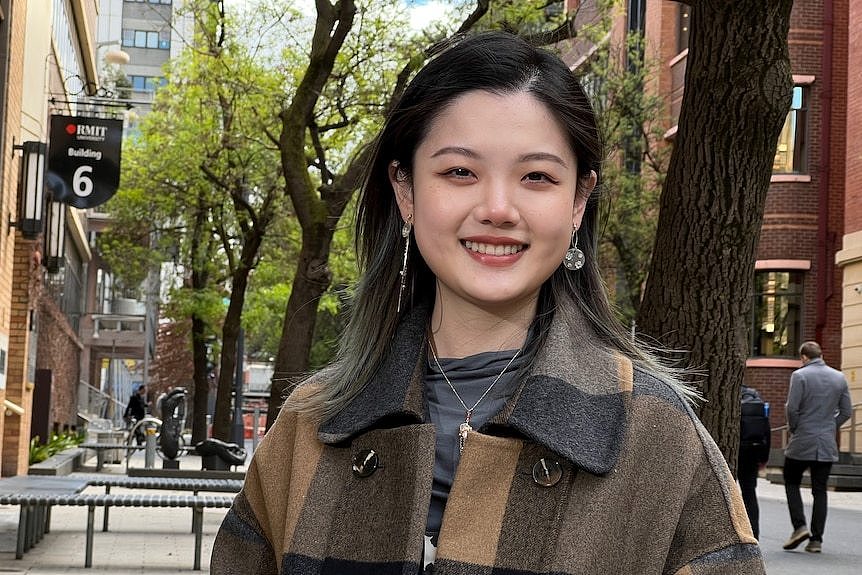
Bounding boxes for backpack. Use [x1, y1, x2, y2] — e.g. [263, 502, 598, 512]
[740, 387, 771, 457]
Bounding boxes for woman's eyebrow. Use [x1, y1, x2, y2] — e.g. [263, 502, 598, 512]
[429, 146, 481, 159]
[518, 152, 568, 168]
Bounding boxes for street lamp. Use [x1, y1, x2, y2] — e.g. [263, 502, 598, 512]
[96, 40, 130, 66]
[9, 141, 47, 239]
[43, 198, 66, 273]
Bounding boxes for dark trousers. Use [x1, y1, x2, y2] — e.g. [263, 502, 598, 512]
[737, 455, 760, 539]
[783, 456, 833, 541]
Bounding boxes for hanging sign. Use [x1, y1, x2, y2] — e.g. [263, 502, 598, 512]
[47, 115, 123, 208]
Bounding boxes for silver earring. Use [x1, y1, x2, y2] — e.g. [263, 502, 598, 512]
[397, 215, 413, 312]
[563, 228, 585, 271]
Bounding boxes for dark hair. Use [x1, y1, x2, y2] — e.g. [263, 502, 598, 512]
[289, 31, 690, 418]
[799, 341, 822, 360]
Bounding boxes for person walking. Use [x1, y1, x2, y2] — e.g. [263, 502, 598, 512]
[782, 341, 852, 553]
[124, 384, 149, 422]
[738, 384, 771, 539]
[124, 384, 150, 445]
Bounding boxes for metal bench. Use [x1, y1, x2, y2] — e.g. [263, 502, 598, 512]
[75, 475, 243, 532]
[78, 442, 146, 471]
[0, 492, 235, 570]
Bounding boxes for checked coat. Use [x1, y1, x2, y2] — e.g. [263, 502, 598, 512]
[212, 303, 765, 574]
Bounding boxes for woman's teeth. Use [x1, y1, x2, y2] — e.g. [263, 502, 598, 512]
[464, 241, 524, 256]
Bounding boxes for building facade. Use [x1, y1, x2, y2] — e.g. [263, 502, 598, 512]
[0, 0, 183, 476]
[836, 0, 862, 450]
[640, 0, 856, 446]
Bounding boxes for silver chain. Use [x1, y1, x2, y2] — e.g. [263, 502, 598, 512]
[429, 343, 521, 419]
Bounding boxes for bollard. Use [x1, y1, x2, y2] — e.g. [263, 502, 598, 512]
[252, 407, 260, 453]
[144, 423, 158, 468]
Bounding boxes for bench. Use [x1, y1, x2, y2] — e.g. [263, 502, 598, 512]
[74, 475, 243, 532]
[78, 442, 146, 471]
[0, 492, 235, 570]
[28, 447, 85, 476]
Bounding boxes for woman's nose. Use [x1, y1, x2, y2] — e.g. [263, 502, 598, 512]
[474, 180, 520, 226]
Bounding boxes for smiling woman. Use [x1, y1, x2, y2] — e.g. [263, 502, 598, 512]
[212, 32, 767, 575]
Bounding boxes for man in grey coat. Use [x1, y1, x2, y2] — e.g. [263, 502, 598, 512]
[782, 341, 852, 553]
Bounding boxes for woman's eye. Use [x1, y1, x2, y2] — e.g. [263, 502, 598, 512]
[445, 167, 474, 178]
[524, 172, 558, 184]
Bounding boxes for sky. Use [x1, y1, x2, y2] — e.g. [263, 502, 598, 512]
[405, 1, 449, 30]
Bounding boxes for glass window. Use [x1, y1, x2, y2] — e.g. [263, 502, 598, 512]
[773, 86, 808, 173]
[146, 31, 158, 49]
[751, 271, 803, 357]
[677, 5, 691, 53]
[134, 30, 146, 48]
[122, 29, 135, 47]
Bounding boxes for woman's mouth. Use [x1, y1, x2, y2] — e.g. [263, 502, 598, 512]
[463, 240, 526, 256]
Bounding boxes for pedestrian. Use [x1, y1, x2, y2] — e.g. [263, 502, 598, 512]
[212, 31, 764, 574]
[124, 384, 148, 423]
[124, 384, 150, 445]
[738, 384, 771, 539]
[782, 341, 852, 553]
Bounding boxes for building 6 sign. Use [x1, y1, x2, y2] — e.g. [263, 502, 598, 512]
[47, 115, 123, 208]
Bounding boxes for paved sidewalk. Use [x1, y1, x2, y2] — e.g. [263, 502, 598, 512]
[0, 444, 246, 574]
[756, 474, 862, 575]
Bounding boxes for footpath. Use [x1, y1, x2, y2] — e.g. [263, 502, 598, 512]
[0, 443, 244, 574]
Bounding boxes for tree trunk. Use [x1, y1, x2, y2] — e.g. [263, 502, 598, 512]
[190, 314, 210, 444]
[267, 227, 334, 428]
[189, 192, 213, 444]
[212, 231, 267, 440]
[636, 0, 794, 471]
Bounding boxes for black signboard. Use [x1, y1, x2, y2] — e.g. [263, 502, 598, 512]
[47, 115, 123, 208]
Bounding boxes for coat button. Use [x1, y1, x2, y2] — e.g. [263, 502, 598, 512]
[352, 449, 379, 478]
[532, 458, 562, 487]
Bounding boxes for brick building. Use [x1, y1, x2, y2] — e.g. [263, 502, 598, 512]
[0, 0, 103, 476]
[639, 0, 858, 446]
[0, 0, 183, 476]
[836, 0, 862, 450]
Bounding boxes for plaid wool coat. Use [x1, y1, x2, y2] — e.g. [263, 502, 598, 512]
[212, 303, 765, 574]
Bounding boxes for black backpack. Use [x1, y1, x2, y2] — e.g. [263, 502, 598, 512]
[740, 387, 771, 455]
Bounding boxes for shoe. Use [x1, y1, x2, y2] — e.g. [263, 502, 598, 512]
[783, 526, 811, 550]
[805, 540, 822, 553]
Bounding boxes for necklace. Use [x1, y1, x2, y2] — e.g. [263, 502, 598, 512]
[429, 342, 521, 454]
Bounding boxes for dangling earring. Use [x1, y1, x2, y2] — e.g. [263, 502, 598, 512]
[563, 227, 585, 271]
[397, 214, 413, 313]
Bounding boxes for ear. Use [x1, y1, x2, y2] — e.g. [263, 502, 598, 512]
[572, 170, 597, 228]
[388, 161, 414, 221]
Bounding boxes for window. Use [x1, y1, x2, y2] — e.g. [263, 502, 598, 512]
[677, 4, 691, 53]
[129, 75, 166, 93]
[751, 271, 803, 357]
[773, 86, 808, 173]
[121, 28, 171, 50]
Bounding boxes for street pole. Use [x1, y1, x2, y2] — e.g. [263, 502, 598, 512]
[231, 327, 245, 445]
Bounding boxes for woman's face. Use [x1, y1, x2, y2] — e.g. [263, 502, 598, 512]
[391, 90, 596, 316]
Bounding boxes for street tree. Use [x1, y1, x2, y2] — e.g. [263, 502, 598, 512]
[636, 0, 794, 467]
[103, 0, 288, 442]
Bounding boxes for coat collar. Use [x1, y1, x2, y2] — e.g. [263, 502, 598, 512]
[317, 300, 632, 475]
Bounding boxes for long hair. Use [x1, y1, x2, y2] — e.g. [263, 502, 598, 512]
[288, 31, 694, 418]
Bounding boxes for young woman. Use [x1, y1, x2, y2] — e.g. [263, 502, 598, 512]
[212, 32, 764, 575]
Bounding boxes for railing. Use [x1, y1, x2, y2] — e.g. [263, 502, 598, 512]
[772, 401, 862, 454]
[77, 381, 126, 427]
